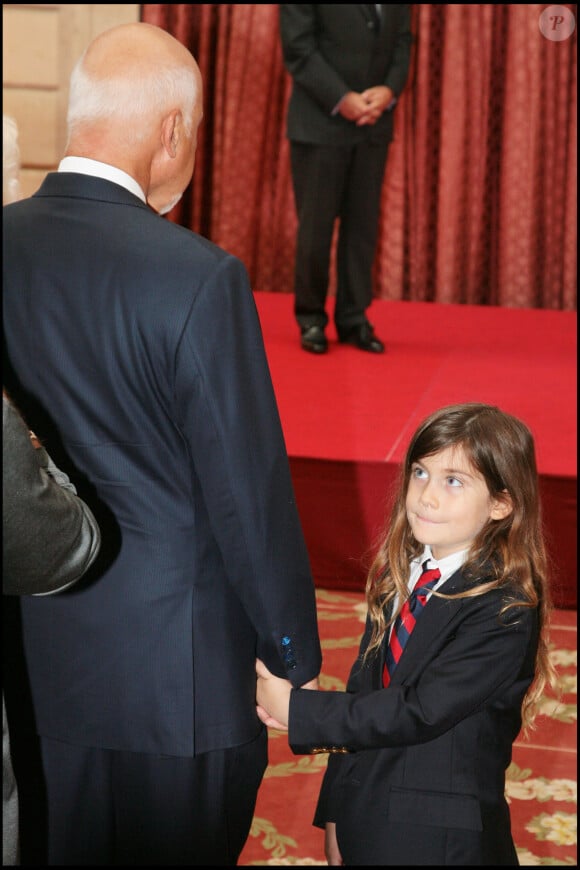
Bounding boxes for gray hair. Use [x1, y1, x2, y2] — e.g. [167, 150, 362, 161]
[66, 50, 198, 145]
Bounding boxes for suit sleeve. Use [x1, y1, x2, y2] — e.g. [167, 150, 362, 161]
[383, 5, 413, 96]
[290, 595, 535, 749]
[173, 255, 322, 687]
[3, 395, 101, 596]
[279, 5, 352, 112]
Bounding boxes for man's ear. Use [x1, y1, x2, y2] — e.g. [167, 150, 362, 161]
[161, 110, 181, 159]
[490, 491, 513, 521]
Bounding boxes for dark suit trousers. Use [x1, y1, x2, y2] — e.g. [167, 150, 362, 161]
[290, 138, 390, 333]
[36, 730, 267, 866]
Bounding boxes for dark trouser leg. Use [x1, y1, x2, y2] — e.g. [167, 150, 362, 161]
[335, 139, 390, 334]
[290, 142, 349, 330]
[40, 729, 267, 866]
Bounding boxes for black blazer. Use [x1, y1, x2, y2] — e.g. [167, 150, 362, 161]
[279, 4, 413, 145]
[3, 173, 322, 758]
[289, 568, 539, 865]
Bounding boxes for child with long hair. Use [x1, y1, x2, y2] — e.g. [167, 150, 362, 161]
[256, 402, 556, 866]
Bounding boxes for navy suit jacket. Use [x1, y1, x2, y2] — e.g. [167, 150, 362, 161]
[288, 568, 539, 865]
[3, 172, 322, 757]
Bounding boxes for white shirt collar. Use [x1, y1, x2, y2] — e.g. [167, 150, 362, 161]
[387, 546, 468, 633]
[58, 156, 146, 204]
[411, 546, 469, 590]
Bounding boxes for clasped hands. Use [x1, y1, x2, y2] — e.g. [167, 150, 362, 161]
[338, 85, 395, 126]
[255, 659, 318, 731]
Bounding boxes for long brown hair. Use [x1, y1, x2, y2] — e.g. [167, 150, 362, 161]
[364, 402, 556, 732]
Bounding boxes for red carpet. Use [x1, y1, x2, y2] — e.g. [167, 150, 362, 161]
[254, 292, 577, 610]
[239, 592, 577, 865]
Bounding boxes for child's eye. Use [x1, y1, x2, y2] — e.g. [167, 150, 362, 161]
[413, 466, 428, 479]
[447, 476, 462, 487]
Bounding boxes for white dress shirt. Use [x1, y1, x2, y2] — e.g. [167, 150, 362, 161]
[409, 546, 467, 596]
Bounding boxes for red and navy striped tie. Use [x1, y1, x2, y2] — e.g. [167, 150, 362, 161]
[382, 561, 441, 688]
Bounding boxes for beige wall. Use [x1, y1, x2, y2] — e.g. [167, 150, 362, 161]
[3, 4, 140, 198]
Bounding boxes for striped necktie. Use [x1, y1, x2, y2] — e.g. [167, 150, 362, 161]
[382, 561, 441, 688]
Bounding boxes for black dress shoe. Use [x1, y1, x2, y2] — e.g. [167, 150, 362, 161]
[339, 323, 385, 353]
[300, 325, 328, 354]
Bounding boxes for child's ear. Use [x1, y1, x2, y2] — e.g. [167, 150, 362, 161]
[490, 491, 513, 520]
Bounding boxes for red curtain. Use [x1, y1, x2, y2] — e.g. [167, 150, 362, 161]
[141, 4, 577, 310]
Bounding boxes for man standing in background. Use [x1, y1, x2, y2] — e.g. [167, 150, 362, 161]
[280, 5, 412, 354]
[3, 22, 321, 866]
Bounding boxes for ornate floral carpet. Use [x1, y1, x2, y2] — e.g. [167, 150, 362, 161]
[239, 590, 577, 866]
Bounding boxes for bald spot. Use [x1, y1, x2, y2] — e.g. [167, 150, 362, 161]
[83, 22, 199, 83]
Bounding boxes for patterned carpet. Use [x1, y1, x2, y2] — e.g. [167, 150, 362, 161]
[239, 590, 577, 866]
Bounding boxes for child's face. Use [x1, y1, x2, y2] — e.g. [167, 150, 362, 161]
[405, 445, 510, 561]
